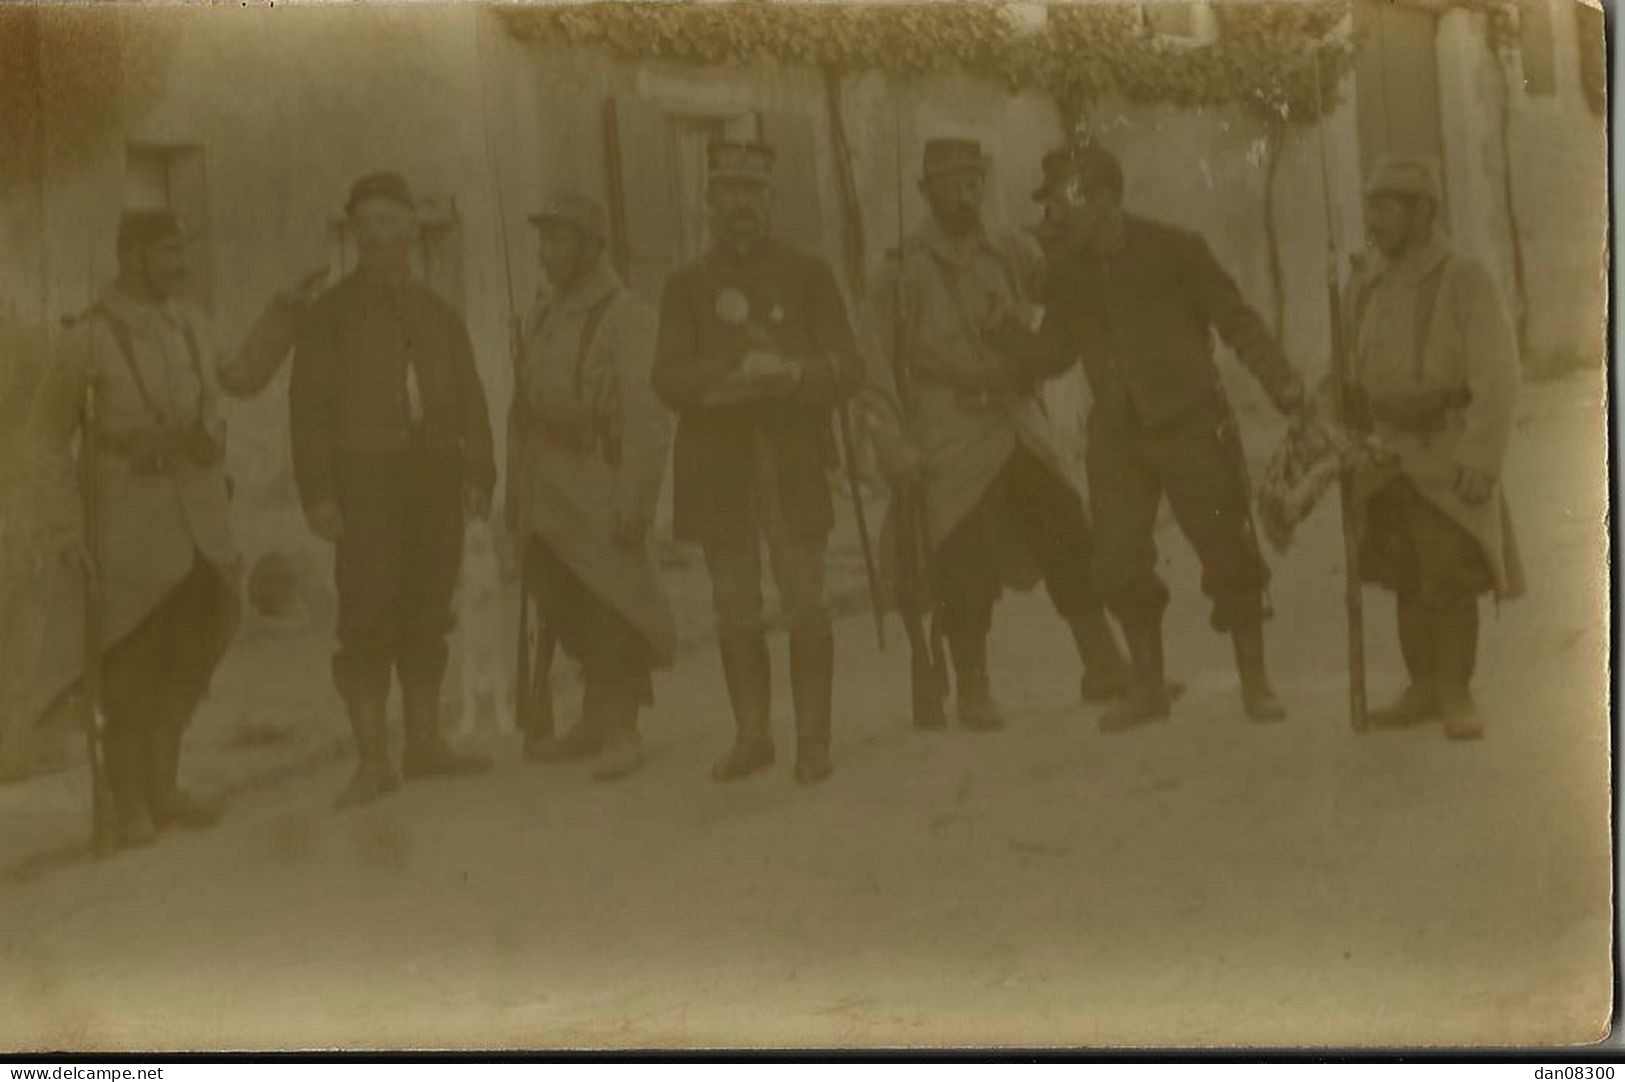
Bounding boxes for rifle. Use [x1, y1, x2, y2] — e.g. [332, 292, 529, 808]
[474, 14, 556, 745]
[834, 390, 886, 651]
[80, 374, 118, 855]
[888, 98, 947, 730]
[1313, 48, 1368, 733]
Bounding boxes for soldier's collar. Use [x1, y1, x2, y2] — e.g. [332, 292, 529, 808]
[920, 217, 994, 262]
[1379, 229, 1451, 282]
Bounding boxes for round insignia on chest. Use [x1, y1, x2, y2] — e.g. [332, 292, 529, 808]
[715, 288, 750, 326]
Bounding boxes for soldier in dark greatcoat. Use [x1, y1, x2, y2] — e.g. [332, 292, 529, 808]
[289, 172, 496, 808]
[651, 142, 865, 784]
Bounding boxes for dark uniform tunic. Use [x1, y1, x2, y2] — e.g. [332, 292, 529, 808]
[289, 270, 495, 706]
[652, 239, 863, 636]
[1031, 214, 1302, 632]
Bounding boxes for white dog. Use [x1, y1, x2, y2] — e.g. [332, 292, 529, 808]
[454, 519, 516, 738]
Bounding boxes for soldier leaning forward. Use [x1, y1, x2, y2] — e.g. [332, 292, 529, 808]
[994, 142, 1307, 732]
[862, 137, 1130, 731]
[506, 191, 676, 780]
[652, 141, 865, 785]
[1342, 157, 1524, 740]
[23, 210, 241, 848]
[290, 172, 496, 809]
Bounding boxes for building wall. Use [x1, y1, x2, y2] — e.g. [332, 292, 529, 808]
[1437, 0, 1606, 373]
[0, 3, 1603, 522]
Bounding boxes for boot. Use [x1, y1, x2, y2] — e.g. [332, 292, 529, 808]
[334, 692, 400, 810]
[1370, 598, 1438, 729]
[1435, 602, 1483, 741]
[402, 679, 492, 779]
[1232, 621, 1286, 722]
[909, 637, 949, 731]
[1070, 609, 1133, 703]
[790, 628, 834, 784]
[712, 631, 775, 782]
[146, 713, 221, 830]
[108, 728, 157, 848]
[1098, 614, 1171, 733]
[949, 631, 1003, 731]
[590, 680, 644, 783]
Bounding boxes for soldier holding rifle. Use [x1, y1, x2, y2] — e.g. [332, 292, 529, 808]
[651, 141, 865, 785]
[505, 191, 675, 779]
[862, 137, 1129, 732]
[24, 210, 241, 848]
[1341, 157, 1523, 740]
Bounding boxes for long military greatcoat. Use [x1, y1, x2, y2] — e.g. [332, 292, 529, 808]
[863, 220, 1079, 555]
[15, 287, 241, 728]
[1346, 231, 1525, 599]
[507, 256, 677, 665]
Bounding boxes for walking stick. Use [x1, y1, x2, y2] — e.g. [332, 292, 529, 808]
[80, 374, 118, 855]
[1313, 50, 1368, 733]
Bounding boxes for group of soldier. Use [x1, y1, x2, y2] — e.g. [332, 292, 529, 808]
[18, 125, 1522, 850]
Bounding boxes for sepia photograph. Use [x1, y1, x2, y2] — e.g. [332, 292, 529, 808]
[0, 0, 1611, 1053]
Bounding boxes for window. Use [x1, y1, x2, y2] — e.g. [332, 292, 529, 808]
[124, 142, 212, 306]
[667, 112, 759, 264]
[1518, 0, 1556, 95]
[1138, 2, 1217, 47]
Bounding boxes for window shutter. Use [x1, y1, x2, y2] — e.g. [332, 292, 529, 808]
[759, 111, 828, 262]
[604, 95, 681, 302]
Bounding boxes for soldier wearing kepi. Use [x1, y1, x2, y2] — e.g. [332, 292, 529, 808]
[24, 210, 241, 846]
[290, 172, 496, 809]
[993, 142, 1306, 731]
[652, 141, 865, 784]
[1344, 156, 1523, 740]
[506, 191, 676, 779]
[863, 137, 1129, 730]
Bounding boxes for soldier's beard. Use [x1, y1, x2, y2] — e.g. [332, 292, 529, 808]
[935, 205, 980, 237]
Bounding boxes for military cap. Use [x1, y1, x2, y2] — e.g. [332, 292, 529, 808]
[1030, 141, 1123, 201]
[345, 171, 416, 215]
[528, 190, 610, 242]
[116, 209, 185, 251]
[707, 141, 775, 184]
[1365, 156, 1444, 205]
[922, 137, 989, 179]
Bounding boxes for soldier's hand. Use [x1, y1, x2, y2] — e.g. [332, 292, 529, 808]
[274, 266, 329, 313]
[464, 488, 492, 523]
[1453, 465, 1495, 507]
[611, 510, 649, 550]
[307, 499, 343, 544]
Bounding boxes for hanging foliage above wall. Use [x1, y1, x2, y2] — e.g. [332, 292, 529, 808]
[499, 1, 1357, 126]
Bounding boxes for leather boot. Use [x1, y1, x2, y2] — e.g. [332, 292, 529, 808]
[712, 631, 775, 782]
[108, 727, 157, 848]
[402, 679, 492, 779]
[790, 628, 834, 784]
[334, 692, 399, 810]
[1435, 602, 1483, 741]
[1070, 608, 1133, 703]
[1370, 597, 1439, 729]
[949, 631, 1003, 731]
[590, 679, 643, 783]
[1232, 620, 1286, 722]
[1098, 614, 1171, 733]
